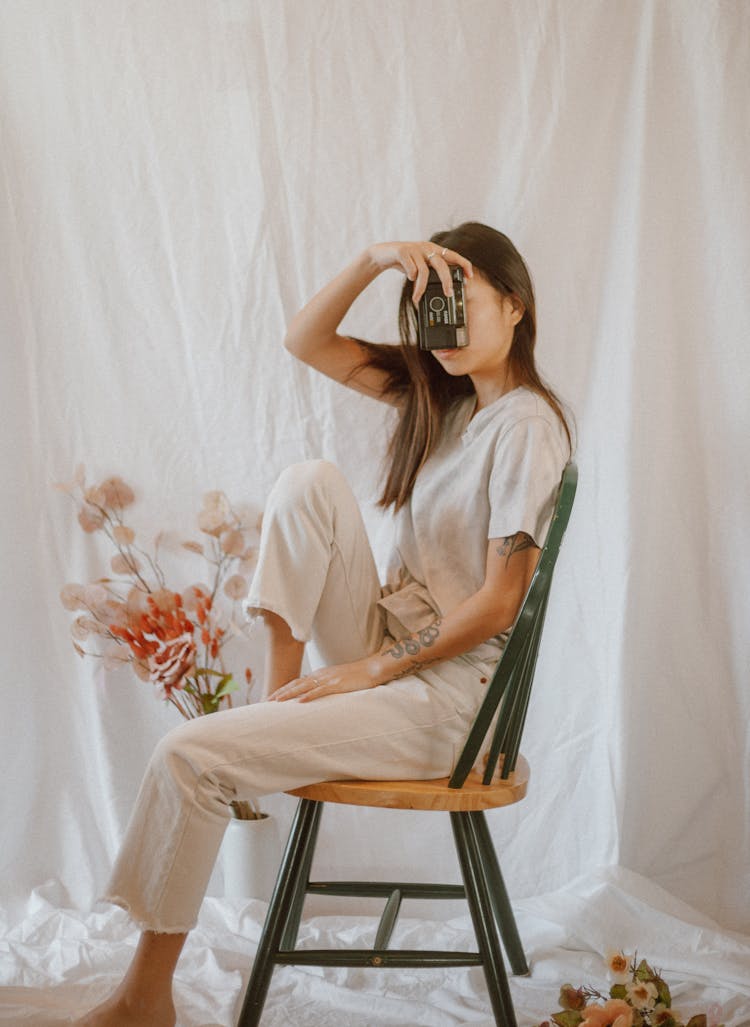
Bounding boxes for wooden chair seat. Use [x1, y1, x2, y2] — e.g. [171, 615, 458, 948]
[288, 755, 529, 811]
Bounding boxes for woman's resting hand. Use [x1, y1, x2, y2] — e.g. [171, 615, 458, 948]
[267, 657, 383, 704]
[267, 532, 541, 704]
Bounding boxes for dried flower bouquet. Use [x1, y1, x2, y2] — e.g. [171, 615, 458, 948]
[56, 465, 262, 819]
[539, 951, 725, 1027]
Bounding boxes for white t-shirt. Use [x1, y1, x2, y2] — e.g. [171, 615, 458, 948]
[378, 386, 570, 647]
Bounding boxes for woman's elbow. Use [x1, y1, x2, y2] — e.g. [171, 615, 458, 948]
[283, 328, 302, 356]
[477, 591, 521, 638]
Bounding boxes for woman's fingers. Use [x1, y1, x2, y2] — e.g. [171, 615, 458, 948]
[370, 240, 473, 298]
[401, 250, 419, 282]
[268, 675, 321, 702]
[439, 247, 473, 280]
[268, 662, 376, 703]
[409, 246, 473, 306]
[411, 257, 433, 305]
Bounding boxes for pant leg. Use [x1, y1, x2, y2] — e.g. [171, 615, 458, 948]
[102, 669, 482, 933]
[242, 459, 385, 665]
[102, 460, 489, 931]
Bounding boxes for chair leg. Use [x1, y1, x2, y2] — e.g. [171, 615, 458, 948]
[450, 812, 518, 1027]
[468, 811, 529, 976]
[280, 799, 322, 950]
[236, 798, 323, 1027]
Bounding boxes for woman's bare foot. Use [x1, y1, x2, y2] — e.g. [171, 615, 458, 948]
[76, 990, 176, 1026]
[75, 929, 186, 1026]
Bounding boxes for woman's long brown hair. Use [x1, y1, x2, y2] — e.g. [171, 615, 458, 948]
[352, 223, 572, 511]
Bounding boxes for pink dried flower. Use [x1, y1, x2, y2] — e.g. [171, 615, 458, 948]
[86, 477, 135, 510]
[181, 584, 210, 612]
[197, 491, 231, 535]
[71, 617, 92, 641]
[132, 659, 152, 682]
[78, 506, 105, 533]
[220, 529, 245, 556]
[223, 574, 248, 600]
[52, 464, 86, 494]
[82, 583, 109, 610]
[581, 1000, 633, 1027]
[150, 588, 179, 613]
[111, 553, 139, 575]
[113, 525, 135, 545]
[101, 645, 130, 671]
[60, 583, 88, 611]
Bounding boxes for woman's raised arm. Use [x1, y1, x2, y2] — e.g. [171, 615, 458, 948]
[284, 242, 472, 403]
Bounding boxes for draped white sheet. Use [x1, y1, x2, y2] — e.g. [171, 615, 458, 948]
[1, 0, 749, 1022]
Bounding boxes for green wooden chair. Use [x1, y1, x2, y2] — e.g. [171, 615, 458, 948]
[237, 462, 578, 1027]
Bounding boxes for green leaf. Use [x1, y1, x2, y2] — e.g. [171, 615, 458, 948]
[201, 693, 218, 715]
[610, 985, 627, 1000]
[656, 978, 672, 1007]
[194, 668, 224, 679]
[635, 958, 654, 981]
[550, 1011, 584, 1027]
[213, 674, 238, 699]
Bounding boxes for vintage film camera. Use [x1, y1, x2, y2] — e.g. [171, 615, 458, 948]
[417, 265, 468, 350]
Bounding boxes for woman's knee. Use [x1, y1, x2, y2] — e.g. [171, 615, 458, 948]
[269, 459, 348, 510]
[149, 715, 223, 793]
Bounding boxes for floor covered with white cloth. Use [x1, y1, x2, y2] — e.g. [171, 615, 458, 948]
[2, 867, 748, 1026]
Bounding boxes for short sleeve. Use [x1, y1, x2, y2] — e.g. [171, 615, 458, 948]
[488, 415, 567, 545]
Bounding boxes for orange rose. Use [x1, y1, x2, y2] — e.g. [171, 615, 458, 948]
[581, 999, 634, 1027]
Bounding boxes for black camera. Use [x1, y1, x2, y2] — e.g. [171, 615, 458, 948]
[417, 266, 468, 350]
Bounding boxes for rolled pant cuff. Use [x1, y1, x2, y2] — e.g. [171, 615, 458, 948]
[99, 891, 197, 935]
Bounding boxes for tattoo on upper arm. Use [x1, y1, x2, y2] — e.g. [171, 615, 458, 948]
[496, 532, 537, 567]
[386, 619, 442, 662]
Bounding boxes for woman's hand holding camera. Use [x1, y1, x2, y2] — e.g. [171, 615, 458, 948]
[284, 239, 472, 402]
[366, 241, 473, 305]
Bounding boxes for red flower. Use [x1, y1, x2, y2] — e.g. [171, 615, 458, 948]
[110, 592, 196, 697]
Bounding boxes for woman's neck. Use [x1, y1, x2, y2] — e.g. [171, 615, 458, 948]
[471, 367, 518, 412]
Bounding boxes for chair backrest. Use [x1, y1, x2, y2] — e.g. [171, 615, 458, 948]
[449, 462, 578, 788]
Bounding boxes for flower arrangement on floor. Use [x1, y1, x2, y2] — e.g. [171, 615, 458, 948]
[56, 466, 262, 818]
[539, 951, 724, 1027]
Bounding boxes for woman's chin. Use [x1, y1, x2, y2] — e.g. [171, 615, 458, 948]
[432, 350, 467, 373]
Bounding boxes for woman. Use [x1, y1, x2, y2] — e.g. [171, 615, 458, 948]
[79, 223, 572, 1026]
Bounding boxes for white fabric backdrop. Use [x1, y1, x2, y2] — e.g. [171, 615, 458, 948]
[1, 1, 749, 1023]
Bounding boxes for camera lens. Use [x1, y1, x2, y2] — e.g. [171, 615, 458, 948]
[429, 296, 446, 313]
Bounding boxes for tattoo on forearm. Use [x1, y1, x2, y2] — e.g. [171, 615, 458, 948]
[387, 619, 442, 661]
[496, 532, 536, 567]
[389, 657, 440, 680]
